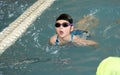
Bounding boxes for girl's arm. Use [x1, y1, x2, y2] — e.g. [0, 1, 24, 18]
[73, 36, 98, 46]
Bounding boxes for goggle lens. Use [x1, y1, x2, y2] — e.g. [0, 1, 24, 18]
[55, 23, 72, 27]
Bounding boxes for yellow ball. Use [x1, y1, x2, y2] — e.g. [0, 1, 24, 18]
[96, 57, 120, 75]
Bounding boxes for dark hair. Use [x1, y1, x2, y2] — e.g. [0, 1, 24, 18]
[56, 13, 73, 24]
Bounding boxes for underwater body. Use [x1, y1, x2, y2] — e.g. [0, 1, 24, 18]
[0, 0, 120, 75]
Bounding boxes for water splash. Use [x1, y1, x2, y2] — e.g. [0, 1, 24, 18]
[88, 9, 99, 16]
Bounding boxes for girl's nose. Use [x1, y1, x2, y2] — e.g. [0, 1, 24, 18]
[59, 25, 64, 28]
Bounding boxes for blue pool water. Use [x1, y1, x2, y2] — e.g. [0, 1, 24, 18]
[0, 0, 120, 75]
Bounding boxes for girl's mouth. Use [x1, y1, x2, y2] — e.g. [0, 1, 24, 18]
[59, 31, 64, 35]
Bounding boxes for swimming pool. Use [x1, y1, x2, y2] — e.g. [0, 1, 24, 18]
[0, 0, 120, 75]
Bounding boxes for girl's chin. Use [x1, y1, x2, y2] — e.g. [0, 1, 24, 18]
[59, 35, 64, 38]
[58, 34, 65, 38]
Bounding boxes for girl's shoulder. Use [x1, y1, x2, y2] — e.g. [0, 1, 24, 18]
[49, 34, 57, 45]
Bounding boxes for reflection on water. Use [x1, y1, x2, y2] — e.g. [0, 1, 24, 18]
[0, 57, 50, 69]
[0, 0, 120, 75]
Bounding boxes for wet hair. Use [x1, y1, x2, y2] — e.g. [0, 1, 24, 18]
[56, 13, 73, 24]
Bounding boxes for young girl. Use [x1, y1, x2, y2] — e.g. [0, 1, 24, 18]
[49, 13, 98, 46]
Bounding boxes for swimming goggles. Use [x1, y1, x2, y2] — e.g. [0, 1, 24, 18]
[55, 22, 72, 28]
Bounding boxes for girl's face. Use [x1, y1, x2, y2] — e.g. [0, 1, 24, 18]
[55, 20, 74, 38]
